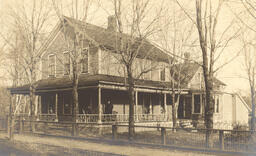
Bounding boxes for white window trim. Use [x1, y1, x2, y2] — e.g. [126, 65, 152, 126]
[192, 93, 202, 114]
[63, 51, 70, 75]
[214, 94, 221, 114]
[48, 54, 56, 77]
[80, 47, 89, 74]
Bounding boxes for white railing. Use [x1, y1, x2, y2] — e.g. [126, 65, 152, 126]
[12, 113, 30, 120]
[13, 113, 169, 123]
[38, 114, 58, 122]
[77, 114, 99, 123]
[136, 114, 167, 122]
[76, 114, 168, 123]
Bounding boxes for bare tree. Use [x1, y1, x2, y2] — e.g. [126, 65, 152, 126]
[6, 0, 52, 132]
[238, 0, 256, 131]
[52, 0, 93, 136]
[158, 1, 198, 129]
[175, 0, 241, 146]
[110, 0, 164, 138]
[240, 29, 256, 131]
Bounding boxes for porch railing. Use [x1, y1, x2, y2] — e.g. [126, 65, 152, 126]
[12, 113, 170, 123]
[38, 114, 58, 122]
[76, 114, 168, 123]
[12, 113, 30, 120]
[136, 114, 167, 122]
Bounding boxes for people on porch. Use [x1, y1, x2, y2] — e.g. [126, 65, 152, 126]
[104, 98, 113, 114]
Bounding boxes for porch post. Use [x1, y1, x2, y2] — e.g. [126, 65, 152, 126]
[55, 93, 58, 122]
[164, 93, 167, 121]
[38, 96, 41, 115]
[135, 91, 138, 121]
[8, 94, 14, 140]
[150, 94, 153, 114]
[98, 87, 102, 123]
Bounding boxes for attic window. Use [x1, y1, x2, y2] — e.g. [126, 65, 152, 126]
[160, 68, 165, 81]
[81, 48, 89, 73]
[63, 52, 70, 75]
[48, 54, 56, 77]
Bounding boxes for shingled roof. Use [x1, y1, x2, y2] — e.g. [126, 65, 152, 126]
[63, 16, 171, 63]
[9, 74, 175, 94]
[171, 62, 226, 87]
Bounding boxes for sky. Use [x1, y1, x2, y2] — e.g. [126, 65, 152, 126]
[0, 0, 254, 95]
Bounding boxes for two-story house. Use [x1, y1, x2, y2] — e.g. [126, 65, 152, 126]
[10, 16, 176, 125]
[9, 16, 250, 129]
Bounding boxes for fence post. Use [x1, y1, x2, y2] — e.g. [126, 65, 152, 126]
[112, 125, 117, 140]
[161, 127, 166, 145]
[219, 130, 224, 150]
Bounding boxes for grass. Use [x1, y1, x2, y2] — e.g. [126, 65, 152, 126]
[9, 121, 256, 154]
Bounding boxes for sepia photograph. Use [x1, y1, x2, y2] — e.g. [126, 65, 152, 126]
[0, 0, 255, 155]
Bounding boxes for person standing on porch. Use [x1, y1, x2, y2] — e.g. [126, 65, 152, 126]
[105, 99, 113, 114]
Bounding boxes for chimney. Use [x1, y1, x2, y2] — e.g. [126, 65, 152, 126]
[107, 15, 117, 31]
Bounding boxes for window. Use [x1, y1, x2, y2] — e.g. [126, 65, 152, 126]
[48, 54, 55, 77]
[63, 93, 71, 115]
[41, 94, 55, 114]
[193, 94, 201, 114]
[81, 48, 89, 73]
[214, 95, 220, 113]
[63, 52, 70, 75]
[48, 95, 55, 114]
[160, 68, 165, 81]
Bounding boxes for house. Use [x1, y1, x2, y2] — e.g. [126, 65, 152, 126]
[9, 16, 250, 129]
[173, 61, 251, 129]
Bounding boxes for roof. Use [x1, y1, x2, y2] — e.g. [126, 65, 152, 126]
[9, 74, 175, 94]
[171, 62, 226, 87]
[63, 16, 172, 63]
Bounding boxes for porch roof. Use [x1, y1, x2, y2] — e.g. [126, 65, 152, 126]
[9, 74, 176, 94]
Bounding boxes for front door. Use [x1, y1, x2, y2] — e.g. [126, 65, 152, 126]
[178, 95, 192, 119]
[58, 92, 72, 122]
[184, 96, 192, 119]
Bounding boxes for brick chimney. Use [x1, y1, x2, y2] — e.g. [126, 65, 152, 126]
[107, 15, 117, 31]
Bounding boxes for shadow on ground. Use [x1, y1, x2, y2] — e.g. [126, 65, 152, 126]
[0, 137, 124, 156]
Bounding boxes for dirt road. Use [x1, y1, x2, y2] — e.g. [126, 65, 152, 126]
[0, 133, 232, 156]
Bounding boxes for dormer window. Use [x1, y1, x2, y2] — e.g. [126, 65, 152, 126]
[48, 54, 56, 77]
[63, 52, 70, 75]
[81, 48, 89, 73]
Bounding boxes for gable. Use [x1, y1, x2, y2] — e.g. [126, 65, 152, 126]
[63, 16, 171, 63]
[189, 67, 203, 89]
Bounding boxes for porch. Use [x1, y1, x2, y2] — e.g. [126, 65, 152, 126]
[37, 113, 170, 123]
[36, 87, 173, 124]
[9, 74, 192, 125]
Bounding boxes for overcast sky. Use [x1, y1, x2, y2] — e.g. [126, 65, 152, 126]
[0, 0, 254, 95]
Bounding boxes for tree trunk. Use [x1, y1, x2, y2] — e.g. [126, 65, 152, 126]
[251, 86, 255, 131]
[72, 62, 79, 136]
[127, 66, 135, 139]
[204, 76, 214, 147]
[172, 92, 179, 130]
[29, 85, 36, 132]
[8, 95, 14, 140]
